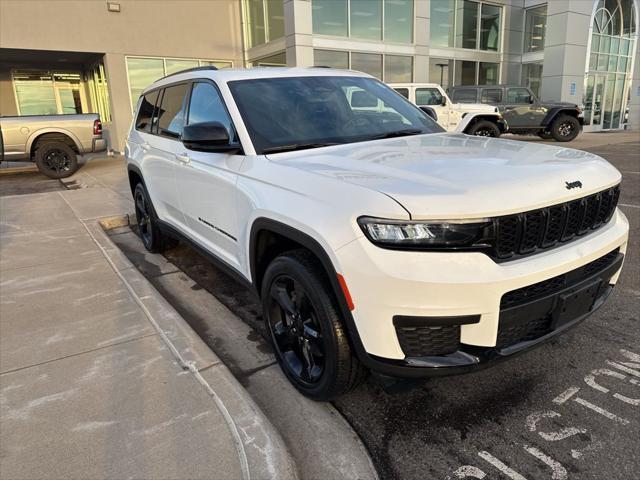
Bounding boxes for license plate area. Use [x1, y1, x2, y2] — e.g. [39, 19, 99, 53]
[552, 279, 602, 328]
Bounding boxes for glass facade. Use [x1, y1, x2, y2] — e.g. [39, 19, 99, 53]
[521, 62, 543, 97]
[312, 0, 413, 43]
[432, 0, 501, 51]
[453, 60, 499, 85]
[314, 50, 412, 82]
[524, 5, 547, 52]
[429, 58, 453, 87]
[245, 0, 285, 48]
[87, 61, 111, 122]
[430, 0, 455, 47]
[12, 70, 86, 116]
[126, 57, 232, 109]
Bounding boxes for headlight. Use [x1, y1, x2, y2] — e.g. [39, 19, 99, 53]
[358, 217, 491, 249]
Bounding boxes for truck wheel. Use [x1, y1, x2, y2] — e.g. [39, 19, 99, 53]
[133, 182, 175, 253]
[262, 249, 367, 401]
[34, 141, 78, 179]
[550, 115, 580, 142]
[468, 120, 500, 137]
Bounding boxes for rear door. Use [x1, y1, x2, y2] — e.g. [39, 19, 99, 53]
[415, 87, 449, 129]
[176, 80, 244, 270]
[143, 83, 191, 230]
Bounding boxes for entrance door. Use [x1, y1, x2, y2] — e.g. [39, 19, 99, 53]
[584, 74, 607, 130]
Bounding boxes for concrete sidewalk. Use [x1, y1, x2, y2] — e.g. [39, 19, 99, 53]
[0, 188, 296, 479]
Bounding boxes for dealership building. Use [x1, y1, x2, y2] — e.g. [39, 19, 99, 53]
[1, 0, 638, 151]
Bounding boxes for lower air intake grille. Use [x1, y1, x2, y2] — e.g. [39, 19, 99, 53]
[395, 325, 460, 357]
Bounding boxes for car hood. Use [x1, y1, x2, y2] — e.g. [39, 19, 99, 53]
[266, 133, 621, 219]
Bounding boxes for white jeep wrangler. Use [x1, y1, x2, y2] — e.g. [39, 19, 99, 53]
[127, 67, 628, 400]
[390, 83, 507, 137]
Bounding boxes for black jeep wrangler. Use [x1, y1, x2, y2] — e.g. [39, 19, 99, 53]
[448, 85, 584, 142]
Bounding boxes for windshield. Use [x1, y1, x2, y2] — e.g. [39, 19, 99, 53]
[228, 76, 444, 154]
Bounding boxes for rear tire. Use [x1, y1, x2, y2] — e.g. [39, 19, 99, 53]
[133, 182, 175, 253]
[467, 120, 500, 137]
[550, 115, 580, 142]
[261, 249, 367, 400]
[34, 141, 78, 179]
[537, 130, 553, 140]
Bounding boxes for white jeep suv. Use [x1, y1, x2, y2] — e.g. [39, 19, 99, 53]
[126, 67, 628, 400]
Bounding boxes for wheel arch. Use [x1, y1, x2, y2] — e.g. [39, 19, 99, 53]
[458, 113, 501, 134]
[542, 107, 581, 127]
[27, 129, 82, 159]
[127, 164, 144, 195]
[249, 217, 368, 359]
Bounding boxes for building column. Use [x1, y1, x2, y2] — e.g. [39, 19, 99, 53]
[284, 0, 314, 67]
[414, 0, 430, 82]
[103, 53, 131, 153]
[502, 2, 524, 84]
[540, 0, 593, 102]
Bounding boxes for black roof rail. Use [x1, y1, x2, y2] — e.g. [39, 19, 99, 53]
[312, 65, 332, 68]
[159, 65, 218, 81]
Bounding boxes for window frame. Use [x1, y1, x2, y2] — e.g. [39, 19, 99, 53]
[432, 0, 503, 52]
[505, 87, 533, 104]
[155, 82, 191, 140]
[313, 49, 414, 82]
[480, 87, 503, 104]
[415, 87, 444, 106]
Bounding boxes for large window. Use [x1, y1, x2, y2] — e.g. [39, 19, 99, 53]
[524, 5, 547, 52]
[126, 57, 232, 109]
[12, 70, 86, 116]
[432, 0, 501, 51]
[312, 0, 413, 43]
[314, 50, 412, 82]
[454, 60, 499, 85]
[244, 0, 285, 48]
[430, 0, 455, 47]
[429, 58, 453, 87]
[157, 83, 190, 139]
[87, 61, 111, 122]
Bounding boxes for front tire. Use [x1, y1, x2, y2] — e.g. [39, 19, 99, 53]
[133, 182, 174, 253]
[261, 250, 366, 400]
[467, 120, 500, 137]
[537, 129, 554, 140]
[34, 141, 78, 179]
[550, 115, 580, 142]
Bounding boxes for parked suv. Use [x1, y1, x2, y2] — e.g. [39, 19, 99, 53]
[449, 85, 584, 142]
[126, 67, 628, 400]
[390, 83, 507, 137]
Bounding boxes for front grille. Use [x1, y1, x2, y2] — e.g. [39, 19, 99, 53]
[493, 185, 620, 260]
[500, 248, 620, 309]
[395, 325, 460, 357]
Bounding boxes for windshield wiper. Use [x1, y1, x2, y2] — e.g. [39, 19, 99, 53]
[262, 142, 339, 154]
[368, 128, 424, 140]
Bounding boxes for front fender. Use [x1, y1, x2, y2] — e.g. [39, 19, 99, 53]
[456, 113, 503, 133]
[542, 107, 581, 127]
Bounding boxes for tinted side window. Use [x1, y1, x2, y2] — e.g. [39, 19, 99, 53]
[157, 83, 190, 139]
[451, 89, 477, 103]
[135, 90, 159, 133]
[506, 88, 532, 104]
[415, 88, 443, 106]
[394, 88, 409, 99]
[187, 82, 234, 138]
[481, 88, 502, 104]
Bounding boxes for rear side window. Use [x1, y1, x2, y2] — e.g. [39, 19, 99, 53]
[135, 90, 159, 133]
[415, 88, 443, 106]
[451, 89, 478, 103]
[481, 88, 502, 104]
[157, 83, 190, 139]
[394, 88, 409, 99]
[506, 88, 532, 104]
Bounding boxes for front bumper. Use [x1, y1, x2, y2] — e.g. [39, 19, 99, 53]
[334, 209, 628, 377]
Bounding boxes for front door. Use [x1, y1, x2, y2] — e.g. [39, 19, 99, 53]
[502, 87, 546, 129]
[584, 74, 607, 130]
[415, 87, 450, 129]
[176, 81, 244, 270]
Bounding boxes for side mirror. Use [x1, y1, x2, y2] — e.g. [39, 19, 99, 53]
[182, 121, 240, 152]
[441, 97, 447, 106]
[419, 106, 438, 122]
[529, 96, 535, 104]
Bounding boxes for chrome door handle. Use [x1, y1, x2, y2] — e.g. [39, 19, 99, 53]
[140, 142, 151, 152]
[176, 152, 191, 164]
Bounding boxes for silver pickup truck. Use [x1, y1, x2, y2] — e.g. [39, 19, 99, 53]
[0, 113, 107, 178]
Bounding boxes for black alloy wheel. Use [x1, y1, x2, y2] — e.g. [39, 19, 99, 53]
[43, 149, 71, 173]
[134, 185, 153, 250]
[468, 120, 500, 138]
[267, 274, 326, 385]
[34, 141, 78, 179]
[551, 115, 580, 142]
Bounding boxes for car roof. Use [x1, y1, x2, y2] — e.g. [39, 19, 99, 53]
[142, 67, 372, 95]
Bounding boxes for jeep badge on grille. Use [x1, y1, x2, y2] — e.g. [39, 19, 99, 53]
[565, 180, 583, 190]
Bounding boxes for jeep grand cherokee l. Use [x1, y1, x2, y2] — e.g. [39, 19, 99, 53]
[126, 67, 628, 400]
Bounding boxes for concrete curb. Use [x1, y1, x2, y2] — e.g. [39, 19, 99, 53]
[86, 214, 298, 480]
